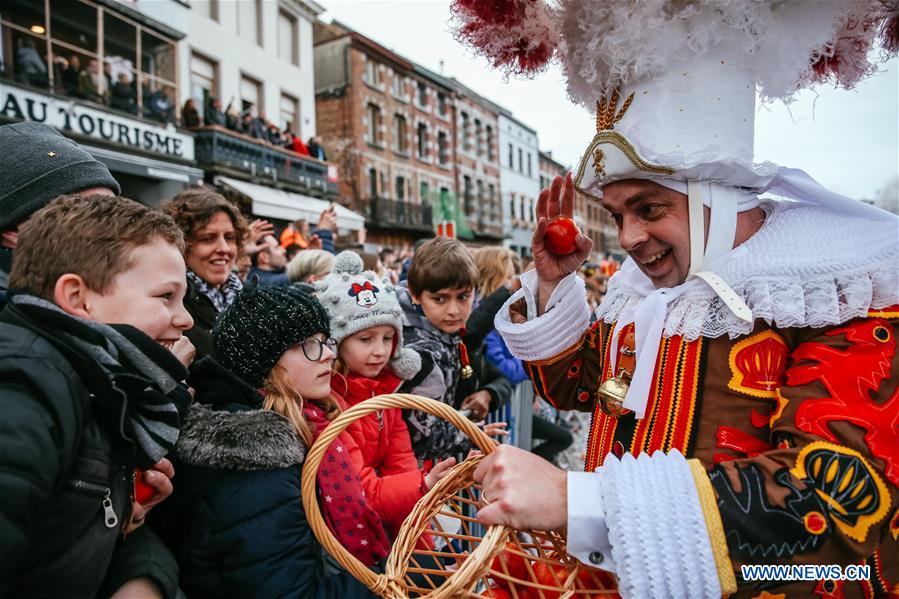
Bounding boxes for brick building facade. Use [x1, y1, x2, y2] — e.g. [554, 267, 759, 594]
[313, 21, 455, 248]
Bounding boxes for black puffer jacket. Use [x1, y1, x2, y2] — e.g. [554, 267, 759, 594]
[0, 305, 178, 598]
[153, 358, 373, 599]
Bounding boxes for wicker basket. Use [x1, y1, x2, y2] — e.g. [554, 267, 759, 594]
[301, 393, 618, 598]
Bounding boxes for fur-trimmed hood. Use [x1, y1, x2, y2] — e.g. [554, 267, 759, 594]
[174, 402, 306, 471]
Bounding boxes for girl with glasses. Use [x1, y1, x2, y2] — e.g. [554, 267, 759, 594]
[152, 284, 386, 598]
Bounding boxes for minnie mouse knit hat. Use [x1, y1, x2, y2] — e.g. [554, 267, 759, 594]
[314, 251, 421, 380]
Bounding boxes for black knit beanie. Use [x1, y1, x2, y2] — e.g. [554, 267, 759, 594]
[0, 122, 121, 230]
[213, 283, 331, 389]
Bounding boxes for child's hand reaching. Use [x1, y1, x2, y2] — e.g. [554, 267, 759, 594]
[424, 456, 457, 490]
[482, 421, 509, 439]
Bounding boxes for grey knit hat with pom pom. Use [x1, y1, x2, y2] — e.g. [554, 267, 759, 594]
[315, 251, 421, 380]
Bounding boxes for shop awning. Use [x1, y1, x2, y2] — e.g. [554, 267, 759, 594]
[217, 177, 365, 232]
[85, 144, 204, 185]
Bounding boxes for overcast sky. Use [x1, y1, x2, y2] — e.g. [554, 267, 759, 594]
[318, 0, 898, 200]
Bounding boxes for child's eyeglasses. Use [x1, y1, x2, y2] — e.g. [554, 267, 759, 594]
[300, 337, 338, 361]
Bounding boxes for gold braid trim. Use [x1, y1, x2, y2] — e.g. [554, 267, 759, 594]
[688, 459, 738, 598]
[573, 130, 677, 200]
[596, 87, 636, 133]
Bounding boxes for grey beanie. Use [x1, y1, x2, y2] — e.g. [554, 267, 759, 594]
[315, 251, 421, 380]
[0, 122, 121, 230]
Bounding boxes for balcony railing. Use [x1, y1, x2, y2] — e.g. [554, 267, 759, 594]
[367, 197, 433, 232]
[194, 126, 337, 197]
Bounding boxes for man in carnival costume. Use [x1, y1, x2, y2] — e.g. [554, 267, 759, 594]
[458, 1, 899, 597]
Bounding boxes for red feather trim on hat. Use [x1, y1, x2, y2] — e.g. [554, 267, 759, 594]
[811, 9, 883, 90]
[879, 0, 899, 54]
[451, 0, 558, 77]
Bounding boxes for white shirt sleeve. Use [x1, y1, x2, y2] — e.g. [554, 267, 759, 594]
[494, 271, 591, 362]
[567, 471, 616, 573]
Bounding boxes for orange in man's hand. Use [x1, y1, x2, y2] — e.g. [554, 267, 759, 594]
[543, 217, 580, 256]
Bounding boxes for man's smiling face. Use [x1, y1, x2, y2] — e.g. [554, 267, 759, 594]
[601, 179, 708, 289]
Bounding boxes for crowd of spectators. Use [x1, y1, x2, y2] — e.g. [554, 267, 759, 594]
[193, 95, 328, 159]
[0, 121, 617, 599]
[9, 42, 177, 124]
[6, 40, 326, 159]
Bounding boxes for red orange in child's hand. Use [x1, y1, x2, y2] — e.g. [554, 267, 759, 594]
[543, 217, 580, 255]
[134, 469, 154, 503]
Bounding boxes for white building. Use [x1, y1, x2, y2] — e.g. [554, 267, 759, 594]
[498, 111, 541, 257]
[184, 0, 323, 142]
[0, 0, 202, 205]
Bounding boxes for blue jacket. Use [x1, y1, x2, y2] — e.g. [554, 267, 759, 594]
[247, 266, 289, 287]
[153, 359, 373, 599]
[484, 329, 529, 385]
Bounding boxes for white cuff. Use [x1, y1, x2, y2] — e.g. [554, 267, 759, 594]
[567, 471, 616, 573]
[494, 271, 591, 362]
[600, 450, 722, 599]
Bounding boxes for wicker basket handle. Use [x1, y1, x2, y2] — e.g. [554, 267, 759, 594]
[300, 393, 497, 595]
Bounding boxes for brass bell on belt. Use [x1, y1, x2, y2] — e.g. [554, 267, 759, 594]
[460, 364, 474, 379]
[597, 368, 630, 416]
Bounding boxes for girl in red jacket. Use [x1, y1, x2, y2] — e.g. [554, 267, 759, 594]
[316, 251, 456, 538]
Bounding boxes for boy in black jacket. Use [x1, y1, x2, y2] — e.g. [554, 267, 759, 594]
[397, 237, 508, 461]
[0, 195, 194, 598]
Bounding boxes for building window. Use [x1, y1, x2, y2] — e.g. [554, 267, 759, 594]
[364, 59, 380, 86]
[367, 103, 381, 145]
[0, 1, 182, 122]
[486, 125, 494, 161]
[240, 74, 262, 114]
[381, 170, 388, 198]
[396, 176, 406, 201]
[394, 114, 407, 153]
[438, 132, 448, 165]
[509, 194, 516, 220]
[529, 198, 536, 222]
[190, 52, 217, 118]
[391, 73, 403, 98]
[508, 143, 514, 168]
[237, 0, 262, 46]
[277, 9, 298, 66]
[417, 123, 427, 159]
[367, 104, 383, 145]
[417, 81, 427, 107]
[518, 148, 523, 172]
[194, 0, 219, 21]
[463, 176, 473, 215]
[461, 112, 470, 151]
[488, 184, 496, 212]
[437, 92, 447, 116]
[369, 167, 378, 198]
[420, 181, 429, 202]
[476, 180, 484, 213]
[527, 153, 533, 177]
[280, 93, 299, 134]
[474, 119, 483, 156]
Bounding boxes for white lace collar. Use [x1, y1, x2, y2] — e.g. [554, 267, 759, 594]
[597, 200, 899, 340]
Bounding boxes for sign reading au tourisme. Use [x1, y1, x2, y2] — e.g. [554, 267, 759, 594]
[0, 83, 194, 161]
